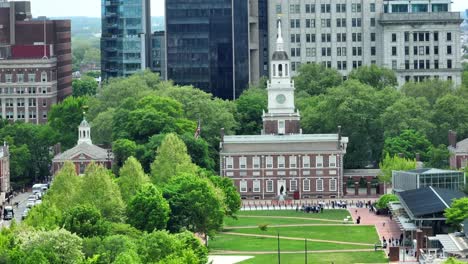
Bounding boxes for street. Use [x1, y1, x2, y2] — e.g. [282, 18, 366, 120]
[1, 191, 33, 228]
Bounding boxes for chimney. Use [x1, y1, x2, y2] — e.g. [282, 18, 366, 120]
[220, 128, 225, 143]
[337, 125, 342, 149]
[415, 153, 420, 162]
[448, 130, 457, 148]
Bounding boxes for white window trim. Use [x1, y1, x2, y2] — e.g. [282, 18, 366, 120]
[289, 156, 297, 168]
[290, 179, 298, 192]
[303, 156, 310, 168]
[239, 156, 247, 169]
[330, 178, 337, 192]
[253, 156, 260, 169]
[226, 157, 233, 169]
[316, 179, 324, 192]
[253, 180, 261, 193]
[266, 180, 274, 192]
[303, 179, 310, 191]
[240, 180, 247, 193]
[329, 155, 337, 168]
[266, 156, 273, 168]
[316, 156, 323, 168]
[278, 156, 285, 168]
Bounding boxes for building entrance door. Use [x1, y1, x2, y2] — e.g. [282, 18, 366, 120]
[277, 180, 286, 196]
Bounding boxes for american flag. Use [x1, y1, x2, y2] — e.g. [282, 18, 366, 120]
[194, 119, 201, 139]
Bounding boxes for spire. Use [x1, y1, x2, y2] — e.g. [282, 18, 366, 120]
[78, 112, 92, 145]
[276, 19, 284, 52]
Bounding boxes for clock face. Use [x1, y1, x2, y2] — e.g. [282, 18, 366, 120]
[276, 94, 286, 104]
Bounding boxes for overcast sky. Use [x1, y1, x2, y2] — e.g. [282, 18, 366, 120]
[13, 0, 468, 18]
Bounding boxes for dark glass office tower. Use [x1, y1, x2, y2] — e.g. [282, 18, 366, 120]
[166, 0, 266, 99]
[101, 0, 151, 79]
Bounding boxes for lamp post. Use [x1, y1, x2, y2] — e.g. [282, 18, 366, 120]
[277, 232, 281, 264]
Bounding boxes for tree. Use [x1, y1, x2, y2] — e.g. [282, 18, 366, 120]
[98, 235, 138, 263]
[46, 162, 81, 212]
[443, 257, 467, 264]
[163, 174, 225, 240]
[78, 163, 126, 222]
[348, 65, 397, 90]
[127, 184, 170, 232]
[174, 231, 208, 264]
[137, 231, 183, 263]
[48, 96, 89, 149]
[376, 194, 399, 209]
[91, 108, 115, 146]
[19, 229, 84, 264]
[72, 76, 98, 97]
[430, 94, 468, 146]
[425, 144, 450, 169]
[118, 157, 150, 204]
[112, 139, 138, 169]
[380, 97, 434, 138]
[23, 200, 62, 230]
[444, 197, 468, 226]
[61, 204, 109, 238]
[378, 153, 416, 183]
[401, 79, 454, 106]
[235, 88, 267, 135]
[383, 130, 432, 161]
[205, 171, 241, 218]
[8, 144, 31, 187]
[294, 63, 342, 96]
[150, 133, 197, 185]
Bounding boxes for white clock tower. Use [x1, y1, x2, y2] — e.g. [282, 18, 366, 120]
[263, 19, 301, 135]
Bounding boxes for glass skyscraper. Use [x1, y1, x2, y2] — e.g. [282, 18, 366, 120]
[101, 0, 151, 79]
[165, 0, 268, 99]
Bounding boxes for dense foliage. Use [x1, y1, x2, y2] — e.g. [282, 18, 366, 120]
[376, 194, 399, 209]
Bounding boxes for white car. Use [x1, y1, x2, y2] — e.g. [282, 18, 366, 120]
[26, 199, 35, 208]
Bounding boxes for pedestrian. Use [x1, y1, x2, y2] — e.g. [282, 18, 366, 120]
[383, 222, 386, 227]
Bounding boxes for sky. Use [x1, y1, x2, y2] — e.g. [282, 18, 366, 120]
[12, 0, 468, 18]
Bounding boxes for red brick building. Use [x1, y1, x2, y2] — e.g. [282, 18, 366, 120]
[0, 0, 72, 123]
[219, 20, 349, 200]
[52, 118, 112, 175]
[448, 130, 468, 169]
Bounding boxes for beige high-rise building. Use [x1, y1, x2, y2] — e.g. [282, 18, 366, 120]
[269, 0, 462, 87]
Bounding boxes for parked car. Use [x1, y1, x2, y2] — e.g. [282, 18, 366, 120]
[26, 199, 35, 208]
[3, 206, 13, 220]
[21, 208, 29, 220]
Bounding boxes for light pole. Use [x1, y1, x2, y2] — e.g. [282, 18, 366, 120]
[277, 232, 281, 264]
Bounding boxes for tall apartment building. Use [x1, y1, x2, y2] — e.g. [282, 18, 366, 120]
[269, 0, 462, 86]
[151, 31, 166, 80]
[0, 0, 72, 124]
[165, 0, 268, 100]
[101, 0, 151, 79]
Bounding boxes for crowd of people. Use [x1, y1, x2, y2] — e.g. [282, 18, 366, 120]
[382, 233, 404, 248]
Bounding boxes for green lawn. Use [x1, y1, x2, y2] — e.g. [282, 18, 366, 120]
[226, 225, 379, 244]
[224, 216, 334, 227]
[238, 209, 350, 220]
[238, 251, 388, 264]
[209, 234, 372, 251]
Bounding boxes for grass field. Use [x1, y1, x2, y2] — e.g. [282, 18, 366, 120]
[226, 225, 379, 244]
[209, 234, 372, 251]
[224, 216, 333, 227]
[238, 251, 388, 264]
[237, 209, 350, 220]
[212, 210, 387, 264]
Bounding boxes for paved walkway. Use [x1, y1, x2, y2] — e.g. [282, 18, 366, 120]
[227, 223, 359, 229]
[211, 249, 376, 255]
[222, 232, 375, 246]
[348, 207, 401, 242]
[208, 256, 253, 264]
[237, 215, 344, 223]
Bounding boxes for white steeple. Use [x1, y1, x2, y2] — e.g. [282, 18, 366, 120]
[78, 114, 92, 145]
[277, 19, 284, 52]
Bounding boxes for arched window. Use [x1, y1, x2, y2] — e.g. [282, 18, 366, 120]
[285, 64, 289, 76]
[278, 64, 283, 77]
[273, 64, 276, 77]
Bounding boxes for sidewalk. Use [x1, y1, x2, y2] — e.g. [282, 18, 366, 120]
[348, 207, 401, 241]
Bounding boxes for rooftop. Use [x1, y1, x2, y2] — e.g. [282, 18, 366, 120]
[223, 134, 348, 144]
[449, 138, 468, 153]
[397, 187, 465, 219]
[404, 168, 461, 175]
